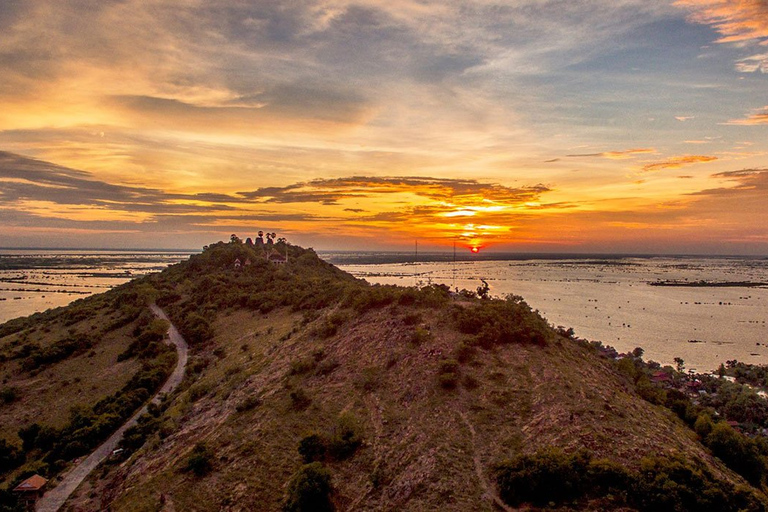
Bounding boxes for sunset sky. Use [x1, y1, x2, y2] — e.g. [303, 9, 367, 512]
[1, 0, 767, 253]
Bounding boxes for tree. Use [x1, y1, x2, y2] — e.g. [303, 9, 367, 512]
[230, 234, 242, 244]
[717, 363, 726, 377]
[674, 357, 685, 373]
[476, 279, 490, 299]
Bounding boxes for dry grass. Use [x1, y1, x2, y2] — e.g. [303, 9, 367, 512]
[66, 299, 754, 511]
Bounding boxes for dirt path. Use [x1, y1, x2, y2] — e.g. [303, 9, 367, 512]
[35, 305, 188, 512]
[457, 411, 516, 512]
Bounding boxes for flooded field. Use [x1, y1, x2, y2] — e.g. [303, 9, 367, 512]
[335, 256, 768, 372]
[0, 250, 193, 324]
[1, 249, 766, 372]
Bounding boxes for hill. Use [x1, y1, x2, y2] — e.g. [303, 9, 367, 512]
[3, 239, 768, 511]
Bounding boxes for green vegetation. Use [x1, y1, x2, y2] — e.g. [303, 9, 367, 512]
[611, 348, 768, 489]
[495, 448, 765, 511]
[283, 462, 334, 512]
[453, 295, 550, 348]
[7, 239, 768, 510]
[297, 414, 363, 463]
[183, 443, 214, 477]
[0, 280, 177, 488]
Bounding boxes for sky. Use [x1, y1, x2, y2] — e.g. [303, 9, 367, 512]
[0, 0, 767, 254]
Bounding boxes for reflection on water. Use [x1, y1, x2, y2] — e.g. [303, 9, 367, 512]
[1, 250, 766, 373]
[0, 250, 194, 324]
[337, 257, 768, 372]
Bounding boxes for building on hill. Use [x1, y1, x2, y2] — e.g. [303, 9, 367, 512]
[13, 474, 48, 509]
[267, 250, 287, 265]
[234, 258, 242, 269]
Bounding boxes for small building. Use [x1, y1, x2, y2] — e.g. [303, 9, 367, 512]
[268, 252, 287, 265]
[233, 258, 242, 269]
[13, 474, 48, 508]
[650, 370, 673, 385]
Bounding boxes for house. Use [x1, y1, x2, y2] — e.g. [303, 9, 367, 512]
[13, 474, 48, 508]
[233, 258, 242, 269]
[268, 251, 287, 265]
[650, 370, 673, 385]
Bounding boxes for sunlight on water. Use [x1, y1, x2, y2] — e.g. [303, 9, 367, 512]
[338, 257, 768, 372]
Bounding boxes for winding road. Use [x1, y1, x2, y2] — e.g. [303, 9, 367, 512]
[36, 305, 188, 512]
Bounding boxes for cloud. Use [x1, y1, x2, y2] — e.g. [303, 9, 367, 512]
[0, 150, 249, 214]
[675, 116, 694, 121]
[567, 148, 656, 159]
[642, 155, 717, 172]
[240, 176, 550, 207]
[725, 106, 768, 125]
[675, 0, 768, 45]
[735, 53, 768, 72]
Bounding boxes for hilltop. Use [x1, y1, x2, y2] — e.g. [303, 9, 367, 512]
[2, 239, 768, 511]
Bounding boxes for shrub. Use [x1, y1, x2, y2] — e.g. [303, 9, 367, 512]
[290, 388, 311, 410]
[327, 413, 362, 461]
[454, 297, 549, 348]
[495, 448, 766, 512]
[314, 359, 340, 376]
[410, 326, 432, 345]
[0, 438, 24, 475]
[184, 443, 213, 477]
[0, 386, 19, 404]
[298, 434, 326, 463]
[283, 462, 334, 512]
[289, 358, 317, 376]
[438, 359, 460, 390]
[236, 395, 261, 413]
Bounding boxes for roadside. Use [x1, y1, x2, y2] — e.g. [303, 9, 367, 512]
[35, 305, 188, 512]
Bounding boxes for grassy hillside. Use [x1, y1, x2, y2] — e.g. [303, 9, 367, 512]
[6, 239, 768, 511]
[0, 278, 176, 503]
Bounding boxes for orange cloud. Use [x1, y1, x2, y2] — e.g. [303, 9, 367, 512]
[567, 148, 656, 159]
[725, 106, 768, 125]
[676, 0, 768, 45]
[642, 155, 718, 172]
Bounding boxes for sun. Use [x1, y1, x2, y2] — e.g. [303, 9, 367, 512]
[470, 246, 480, 253]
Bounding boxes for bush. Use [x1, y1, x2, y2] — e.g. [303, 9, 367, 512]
[454, 297, 549, 348]
[296, 414, 363, 463]
[495, 448, 767, 511]
[290, 388, 311, 410]
[298, 434, 326, 463]
[438, 359, 460, 390]
[0, 438, 24, 475]
[327, 413, 362, 461]
[184, 443, 213, 477]
[410, 326, 431, 345]
[236, 395, 261, 413]
[289, 358, 317, 376]
[283, 462, 334, 512]
[0, 386, 19, 404]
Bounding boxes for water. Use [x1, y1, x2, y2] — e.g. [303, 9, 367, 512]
[1, 250, 766, 373]
[334, 256, 768, 373]
[0, 250, 193, 324]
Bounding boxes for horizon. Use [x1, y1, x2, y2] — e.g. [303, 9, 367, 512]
[2, 244, 767, 261]
[1, 2, 767, 253]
